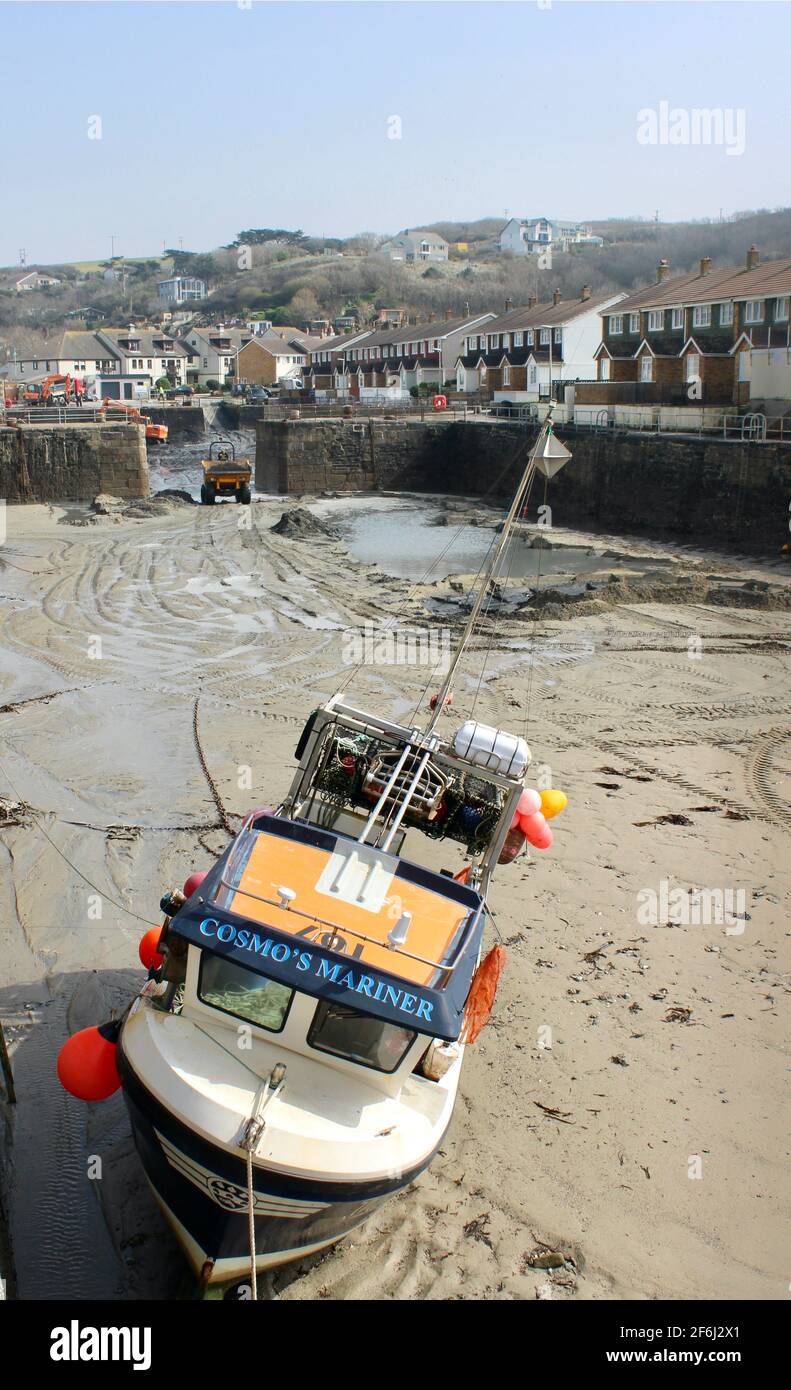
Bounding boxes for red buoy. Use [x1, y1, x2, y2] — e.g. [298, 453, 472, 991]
[182, 870, 208, 899]
[57, 1022, 121, 1102]
[138, 925, 165, 970]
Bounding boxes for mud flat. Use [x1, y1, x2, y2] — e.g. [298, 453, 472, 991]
[0, 496, 789, 1301]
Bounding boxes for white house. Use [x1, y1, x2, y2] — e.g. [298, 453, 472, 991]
[183, 325, 256, 385]
[378, 230, 449, 264]
[0, 331, 120, 382]
[499, 217, 603, 257]
[158, 275, 208, 305]
[13, 270, 62, 292]
[456, 288, 625, 401]
[95, 328, 189, 386]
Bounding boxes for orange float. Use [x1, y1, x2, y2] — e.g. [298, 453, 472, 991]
[57, 1022, 121, 1101]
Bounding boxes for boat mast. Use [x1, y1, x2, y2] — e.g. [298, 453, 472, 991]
[424, 406, 555, 735]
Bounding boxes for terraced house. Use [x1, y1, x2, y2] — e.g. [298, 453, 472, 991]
[303, 328, 377, 394]
[456, 288, 624, 402]
[321, 311, 495, 399]
[594, 248, 791, 405]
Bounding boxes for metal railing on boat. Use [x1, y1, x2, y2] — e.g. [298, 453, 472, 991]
[211, 865, 484, 979]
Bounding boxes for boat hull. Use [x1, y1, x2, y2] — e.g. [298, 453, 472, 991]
[117, 1045, 441, 1283]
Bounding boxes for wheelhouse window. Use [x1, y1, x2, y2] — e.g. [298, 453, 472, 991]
[199, 955, 293, 1032]
[308, 999, 416, 1074]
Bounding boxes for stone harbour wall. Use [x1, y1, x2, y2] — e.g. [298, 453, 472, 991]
[0, 423, 149, 503]
[256, 418, 791, 553]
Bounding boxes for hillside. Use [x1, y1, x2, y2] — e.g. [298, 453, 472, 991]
[2, 208, 791, 356]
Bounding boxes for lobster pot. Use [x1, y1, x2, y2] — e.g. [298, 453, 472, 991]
[452, 722, 530, 779]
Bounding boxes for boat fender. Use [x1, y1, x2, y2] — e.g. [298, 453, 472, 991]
[56, 1019, 122, 1102]
[498, 826, 527, 864]
[295, 709, 320, 760]
[520, 811, 553, 850]
[183, 872, 207, 899]
[139, 926, 165, 971]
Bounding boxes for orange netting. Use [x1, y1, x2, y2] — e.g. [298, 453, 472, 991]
[462, 944, 507, 1044]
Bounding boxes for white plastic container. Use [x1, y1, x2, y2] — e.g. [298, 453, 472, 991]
[452, 721, 530, 778]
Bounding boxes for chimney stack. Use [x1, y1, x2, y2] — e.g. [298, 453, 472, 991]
[657, 259, 669, 282]
[552, 288, 562, 306]
[699, 256, 712, 276]
[505, 296, 513, 312]
[580, 284, 591, 301]
[428, 311, 436, 323]
[444, 307, 453, 321]
[528, 295, 537, 308]
[746, 245, 760, 270]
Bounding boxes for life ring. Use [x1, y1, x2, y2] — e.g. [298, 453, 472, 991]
[432, 394, 447, 411]
[462, 944, 507, 1043]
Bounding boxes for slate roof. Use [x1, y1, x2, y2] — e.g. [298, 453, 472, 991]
[604, 257, 791, 316]
[478, 293, 621, 335]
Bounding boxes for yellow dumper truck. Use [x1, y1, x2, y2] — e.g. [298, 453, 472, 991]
[200, 439, 252, 505]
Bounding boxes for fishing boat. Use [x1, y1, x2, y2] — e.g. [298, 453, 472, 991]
[57, 408, 572, 1291]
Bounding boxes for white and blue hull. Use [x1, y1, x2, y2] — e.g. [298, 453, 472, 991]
[117, 1041, 447, 1283]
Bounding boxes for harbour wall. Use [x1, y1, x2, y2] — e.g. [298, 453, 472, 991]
[142, 405, 205, 440]
[255, 418, 791, 552]
[0, 423, 149, 503]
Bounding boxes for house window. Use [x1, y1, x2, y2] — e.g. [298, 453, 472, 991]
[540, 328, 550, 344]
[514, 331, 523, 347]
[629, 313, 640, 333]
[502, 365, 511, 385]
[610, 315, 623, 335]
[640, 355, 653, 382]
[526, 330, 534, 346]
[553, 328, 562, 343]
[744, 300, 764, 323]
[647, 310, 663, 331]
[685, 353, 700, 382]
[720, 303, 734, 326]
[671, 308, 684, 329]
[528, 365, 537, 385]
[600, 358, 611, 381]
[203, 358, 208, 368]
[692, 305, 711, 328]
[490, 334, 499, 349]
[147, 359, 152, 369]
[775, 296, 789, 321]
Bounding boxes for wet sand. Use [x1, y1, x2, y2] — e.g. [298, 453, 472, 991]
[0, 494, 789, 1301]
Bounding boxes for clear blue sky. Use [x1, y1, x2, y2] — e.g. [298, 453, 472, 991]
[0, 0, 786, 265]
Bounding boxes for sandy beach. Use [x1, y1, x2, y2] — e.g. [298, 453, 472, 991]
[0, 492, 789, 1301]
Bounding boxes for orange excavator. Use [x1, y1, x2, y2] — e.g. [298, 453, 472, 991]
[101, 399, 168, 444]
[22, 373, 73, 406]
